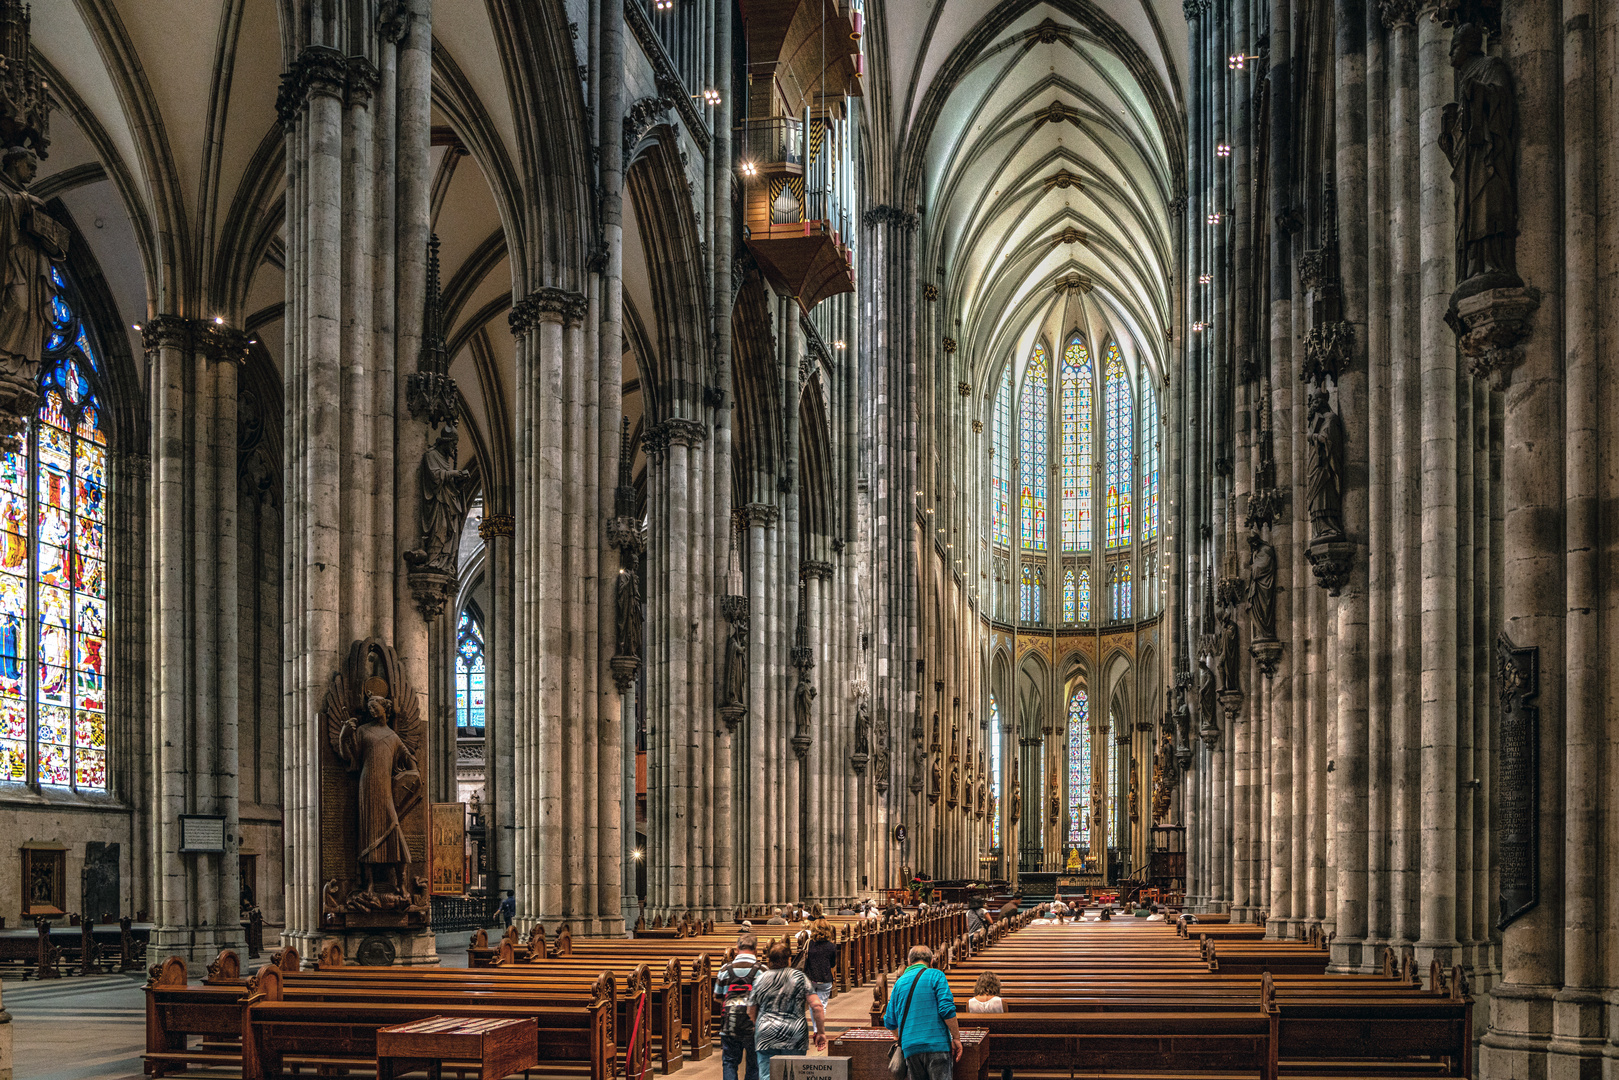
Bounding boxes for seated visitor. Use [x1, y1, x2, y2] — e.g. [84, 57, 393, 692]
[967, 971, 1004, 1013]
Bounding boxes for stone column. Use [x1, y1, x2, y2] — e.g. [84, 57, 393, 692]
[146, 318, 247, 968]
[479, 514, 516, 901]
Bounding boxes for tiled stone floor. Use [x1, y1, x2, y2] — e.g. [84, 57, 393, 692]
[1, 932, 879, 1080]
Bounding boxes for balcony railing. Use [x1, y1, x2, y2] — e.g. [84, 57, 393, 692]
[738, 117, 802, 172]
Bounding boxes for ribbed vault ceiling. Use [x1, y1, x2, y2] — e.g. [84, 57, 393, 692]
[878, 0, 1186, 388]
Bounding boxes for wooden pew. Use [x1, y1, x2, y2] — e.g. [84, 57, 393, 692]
[143, 956, 257, 1077]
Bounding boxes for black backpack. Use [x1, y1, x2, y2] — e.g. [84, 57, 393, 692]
[718, 958, 760, 1040]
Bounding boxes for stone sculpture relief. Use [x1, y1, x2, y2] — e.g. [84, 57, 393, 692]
[1440, 25, 1519, 294]
[1306, 389, 1346, 543]
[1247, 532, 1278, 641]
[1217, 609, 1243, 691]
[722, 616, 748, 708]
[404, 420, 477, 577]
[615, 567, 643, 660]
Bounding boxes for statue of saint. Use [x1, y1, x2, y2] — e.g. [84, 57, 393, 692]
[793, 674, 817, 740]
[930, 753, 942, 795]
[1247, 532, 1278, 641]
[1439, 25, 1518, 289]
[404, 420, 476, 574]
[615, 567, 643, 659]
[333, 690, 423, 900]
[1217, 611, 1242, 691]
[722, 616, 748, 708]
[1306, 389, 1346, 542]
[1009, 780, 1022, 824]
[1198, 658, 1216, 725]
[873, 731, 891, 790]
[0, 146, 66, 440]
[1049, 783, 1060, 827]
[853, 698, 870, 757]
[1129, 768, 1140, 823]
[949, 758, 960, 803]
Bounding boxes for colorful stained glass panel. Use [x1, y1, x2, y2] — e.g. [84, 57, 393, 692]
[456, 609, 487, 735]
[1019, 345, 1049, 551]
[1060, 338, 1092, 552]
[992, 368, 1011, 548]
[1067, 689, 1091, 846]
[989, 695, 1003, 851]
[1105, 344, 1133, 548]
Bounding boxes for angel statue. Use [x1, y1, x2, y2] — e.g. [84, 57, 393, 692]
[323, 639, 425, 910]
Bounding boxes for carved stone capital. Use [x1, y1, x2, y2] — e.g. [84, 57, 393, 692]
[1305, 539, 1355, 597]
[863, 204, 919, 231]
[922, 283, 938, 302]
[1183, 0, 1211, 18]
[662, 417, 709, 449]
[277, 46, 348, 126]
[741, 502, 781, 527]
[1375, 0, 1419, 28]
[345, 57, 380, 105]
[510, 287, 589, 334]
[972, 419, 984, 433]
[377, 0, 413, 42]
[942, 337, 957, 354]
[141, 314, 194, 356]
[478, 514, 515, 541]
[801, 560, 834, 581]
[1449, 285, 1541, 391]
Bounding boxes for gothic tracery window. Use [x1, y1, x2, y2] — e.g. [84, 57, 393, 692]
[989, 693, 1002, 851]
[1066, 687, 1090, 847]
[1106, 718, 1120, 844]
[991, 367, 1011, 548]
[1143, 379, 1159, 542]
[455, 609, 486, 737]
[1019, 563, 1043, 622]
[1062, 567, 1076, 623]
[1060, 338, 1092, 552]
[1078, 566, 1091, 623]
[1019, 345, 1048, 552]
[1104, 344, 1133, 548]
[0, 267, 109, 791]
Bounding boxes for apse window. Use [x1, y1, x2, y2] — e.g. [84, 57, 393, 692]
[0, 267, 110, 791]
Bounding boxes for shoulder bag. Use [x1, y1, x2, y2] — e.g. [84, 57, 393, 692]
[887, 966, 926, 1079]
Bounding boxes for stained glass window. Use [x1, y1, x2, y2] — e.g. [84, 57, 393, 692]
[989, 694, 1002, 851]
[1143, 379, 1159, 542]
[1078, 566, 1091, 623]
[1, 267, 109, 791]
[1104, 344, 1133, 548]
[455, 609, 486, 736]
[991, 367, 1011, 548]
[1019, 563, 1043, 623]
[1019, 345, 1048, 551]
[1060, 338, 1092, 552]
[1112, 562, 1132, 621]
[1066, 688, 1090, 846]
[1106, 730, 1119, 845]
[1062, 568, 1076, 623]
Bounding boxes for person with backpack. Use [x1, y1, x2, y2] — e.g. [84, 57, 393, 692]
[715, 933, 762, 1080]
[882, 946, 961, 1080]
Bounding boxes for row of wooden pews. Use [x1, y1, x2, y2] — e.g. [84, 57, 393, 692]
[866, 919, 1472, 1080]
[0, 915, 150, 978]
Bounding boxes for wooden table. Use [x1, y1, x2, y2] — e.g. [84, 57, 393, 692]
[375, 1015, 538, 1080]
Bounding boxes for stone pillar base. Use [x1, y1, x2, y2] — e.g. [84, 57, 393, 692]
[150, 925, 249, 975]
[329, 928, 440, 967]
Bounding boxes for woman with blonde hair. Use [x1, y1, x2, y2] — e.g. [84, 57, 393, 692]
[804, 919, 839, 1002]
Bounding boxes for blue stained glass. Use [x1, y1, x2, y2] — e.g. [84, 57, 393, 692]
[1112, 562, 1132, 620]
[992, 368, 1011, 547]
[1019, 345, 1048, 551]
[1062, 568, 1076, 623]
[1078, 566, 1091, 623]
[1060, 338, 1092, 552]
[1105, 344, 1133, 548]
[456, 609, 486, 735]
[1066, 688, 1090, 846]
[989, 695, 1003, 851]
[1144, 380, 1159, 541]
[1107, 730, 1119, 844]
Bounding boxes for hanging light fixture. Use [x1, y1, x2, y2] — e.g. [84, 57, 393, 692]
[1216, 144, 1231, 157]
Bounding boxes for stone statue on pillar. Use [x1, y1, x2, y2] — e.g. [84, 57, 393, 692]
[1305, 389, 1346, 543]
[723, 618, 748, 708]
[403, 419, 476, 620]
[1246, 532, 1278, 641]
[1009, 777, 1022, 824]
[852, 697, 871, 764]
[1439, 24, 1519, 295]
[0, 145, 66, 450]
[1216, 610, 1243, 691]
[615, 567, 643, 659]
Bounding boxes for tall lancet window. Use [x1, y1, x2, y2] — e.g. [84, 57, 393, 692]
[991, 367, 1011, 548]
[1059, 338, 1092, 552]
[1019, 345, 1048, 551]
[989, 694, 1003, 851]
[1106, 723, 1119, 843]
[1104, 343, 1133, 548]
[1077, 566, 1091, 623]
[1062, 568, 1076, 623]
[0, 267, 110, 791]
[1066, 688, 1090, 846]
[1143, 379, 1160, 541]
[455, 609, 486, 737]
[1019, 564, 1043, 622]
[1111, 562, 1132, 621]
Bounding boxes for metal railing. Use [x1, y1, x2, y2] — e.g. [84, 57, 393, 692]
[737, 117, 802, 170]
[431, 894, 497, 934]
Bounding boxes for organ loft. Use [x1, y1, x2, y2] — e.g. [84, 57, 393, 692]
[0, 1, 1615, 1080]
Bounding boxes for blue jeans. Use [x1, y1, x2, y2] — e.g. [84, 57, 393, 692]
[756, 1040, 808, 1080]
[721, 1036, 757, 1080]
[814, 980, 834, 1001]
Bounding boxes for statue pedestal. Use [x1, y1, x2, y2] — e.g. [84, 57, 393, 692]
[405, 565, 457, 620]
[1218, 689, 1245, 724]
[611, 654, 641, 694]
[717, 702, 746, 731]
[1305, 539, 1355, 596]
[330, 927, 440, 967]
[1249, 639, 1283, 679]
[1447, 284, 1541, 391]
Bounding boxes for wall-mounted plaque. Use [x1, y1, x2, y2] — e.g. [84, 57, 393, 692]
[430, 803, 466, 896]
[179, 815, 227, 853]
